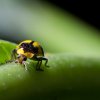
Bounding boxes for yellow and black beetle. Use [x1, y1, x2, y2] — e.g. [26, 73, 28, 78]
[8, 40, 48, 71]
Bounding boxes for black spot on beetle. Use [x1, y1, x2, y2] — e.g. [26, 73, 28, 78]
[20, 42, 38, 54]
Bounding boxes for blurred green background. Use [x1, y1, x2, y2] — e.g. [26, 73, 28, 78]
[0, 0, 100, 100]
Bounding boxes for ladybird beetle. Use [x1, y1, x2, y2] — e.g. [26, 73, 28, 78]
[8, 40, 48, 71]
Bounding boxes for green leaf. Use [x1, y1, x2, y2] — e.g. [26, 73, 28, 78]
[0, 47, 100, 100]
[0, 40, 16, 64]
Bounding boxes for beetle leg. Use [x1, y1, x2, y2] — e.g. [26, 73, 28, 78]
[6, 49, 17, 63]
[22, 56, 27, 70]
[41, 57, 48, 67]
[22, 61, 28, 71]
[36, 60, 43, 71]
[33, 56, 48, 71]
[37, 57, 48, 67]
[11, 49, 17, 60]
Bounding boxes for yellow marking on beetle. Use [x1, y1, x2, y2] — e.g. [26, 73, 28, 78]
[17, 48, 34, 58]
[33, 42, 40, 47]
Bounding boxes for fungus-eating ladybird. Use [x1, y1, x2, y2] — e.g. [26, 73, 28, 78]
[8, 40, 48, 71]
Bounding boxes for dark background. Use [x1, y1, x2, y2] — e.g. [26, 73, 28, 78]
[0, 0, 99, 42]
[45, 0, 99, 31]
